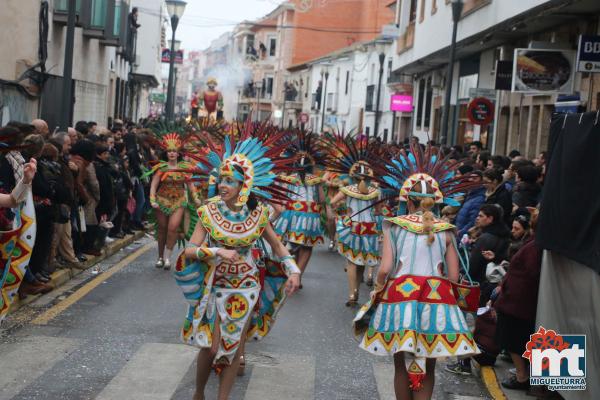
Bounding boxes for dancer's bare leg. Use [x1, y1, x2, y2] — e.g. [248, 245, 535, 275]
[194, 321, 221, 400]
[296, 246, 313, 274]
[413, 359, 436, 400]
[155, 210, 168, 259]
[217, 322, 251, 400]
[166, 207, 185, 250]
[393, 352, 412, 400]
[346, 262, 357, 298]
[356, 265, 365, 286]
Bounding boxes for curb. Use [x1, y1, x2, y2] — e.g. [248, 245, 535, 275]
[7, 230, 147, 316]
[472, 360, 508, 400]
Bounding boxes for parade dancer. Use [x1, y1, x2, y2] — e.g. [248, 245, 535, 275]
[273, 130, 325, 283]
[0, 137, 38, 324]
[353, 144, 482, 399]
[198, 78, 224, 120]
[146, 130, 199, 270]
[324, 134, 382, 306]
[173, 123, 301, 400]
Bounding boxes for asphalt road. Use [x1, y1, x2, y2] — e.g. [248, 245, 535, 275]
[0, 237, 491, 400]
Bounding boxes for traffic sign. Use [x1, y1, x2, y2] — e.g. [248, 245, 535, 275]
[467, 97, 494, 126]
[299, 113, 309, 124]
[577, 35, 600, 72]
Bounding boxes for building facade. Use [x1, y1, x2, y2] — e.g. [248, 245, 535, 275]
[390, 0, 600, 155]
[0, 0, 162, 129]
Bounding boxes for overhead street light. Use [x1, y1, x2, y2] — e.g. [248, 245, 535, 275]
[165, 0, 187, 121]
[439, 0, 463, 145]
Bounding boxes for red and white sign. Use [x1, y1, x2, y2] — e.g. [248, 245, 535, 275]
[390, 94, 413, 112]
[298, 112, 309, 124]
[467, 97, 495, 126]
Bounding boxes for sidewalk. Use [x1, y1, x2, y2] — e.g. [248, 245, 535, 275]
[7, 230, 147, 317]
[474, 358, 561, 400]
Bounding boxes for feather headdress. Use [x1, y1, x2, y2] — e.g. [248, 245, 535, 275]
[186, 119, 295, 206]
[372, 143, 482, 213]
[321, 132, 379, 181]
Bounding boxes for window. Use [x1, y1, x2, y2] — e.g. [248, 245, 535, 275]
[269, 37, 277, 57]
[365, 85, 375, 112]
[113, 0, 122, 36]
[266, 77, 274, 98]
[416, 79, 425, 128]
[387, 60, 392, 80]
[431, 0, 437, 14]
[424, 77, 433, 129]
[419, 0, 426, 23]
[90, 0, 107, 27]
[409, 0, 418, 22]
[55, 0, 82, 13]
[344, 71, 350, 95]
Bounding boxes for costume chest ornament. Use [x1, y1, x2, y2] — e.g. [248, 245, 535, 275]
[199, 201, 269, 247]
[340, 184, 380, 200]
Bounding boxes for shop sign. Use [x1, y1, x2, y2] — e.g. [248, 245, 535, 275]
[161, 48, 184, 64]
[495, 60, 513, 90]
[150, 93, 166, 103]
[390, 94, 413, 112]
[512, 49, 575, 93]
[467, 97, 494, 126]
[468, 88, 496, 99]
[298, 113, 309, 124]
[576, 35, 600, 73]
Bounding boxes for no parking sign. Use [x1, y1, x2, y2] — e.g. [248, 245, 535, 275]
[467, 97, 494, 126]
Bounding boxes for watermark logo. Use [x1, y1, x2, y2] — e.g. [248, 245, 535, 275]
[523, 326, 586, 391]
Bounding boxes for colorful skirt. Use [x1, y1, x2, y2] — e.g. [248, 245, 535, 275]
[274, 201, 324, 247]
[336, 218, 380, 267]
[0, 196, 35, 324]
[353, 274, 479, 390]
[173, 251, 288, 373]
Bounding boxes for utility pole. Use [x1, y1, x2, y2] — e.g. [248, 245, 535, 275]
[59, 0, 77, 131]
[439, 0, 464, 145]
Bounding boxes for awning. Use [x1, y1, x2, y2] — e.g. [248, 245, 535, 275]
[129, 73, 160, 88]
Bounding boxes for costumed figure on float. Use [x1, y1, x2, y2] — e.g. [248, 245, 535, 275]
[273, 130, 326, 285]
[353, 143, 482, 399]
[0, 133, 38, 324]
[144, 127, 200, 270]
[173, 120, 301, 400]
[324, 133, 382, 306]
[198, 78, 224, 121]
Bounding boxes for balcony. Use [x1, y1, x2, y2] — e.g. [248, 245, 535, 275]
[396, 22, 415, 54]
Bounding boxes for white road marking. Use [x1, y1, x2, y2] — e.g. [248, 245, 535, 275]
[0, 335, 79, 399]
[95, 343, 198, 400]
[244, 354, 316, 400]
[373, 361, 396, 400]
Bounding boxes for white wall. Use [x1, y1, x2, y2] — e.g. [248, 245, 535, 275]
[132, 0, 163, 83]
[397, 0, 552, 68]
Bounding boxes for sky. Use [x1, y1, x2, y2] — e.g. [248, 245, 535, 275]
[173, 0, 285, 51]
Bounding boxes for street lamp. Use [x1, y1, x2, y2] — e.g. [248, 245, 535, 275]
[59, 0, 77, 130]
[320, 68, 330, 132]
[165, 0, 187, 121]
[374, 43, 386, 140]
[255, 80, 263, 122]
[440, 0, 463, 145]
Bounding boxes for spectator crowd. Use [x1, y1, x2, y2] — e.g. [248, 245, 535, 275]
[1, 122, 547, 393]
[0, 118, 158, 298]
